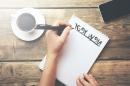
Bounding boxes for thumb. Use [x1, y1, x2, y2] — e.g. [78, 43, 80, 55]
[60, 26, 71, 41]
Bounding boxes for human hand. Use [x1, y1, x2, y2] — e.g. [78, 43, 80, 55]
[45, 20, 71, 60]
[76, 74, 100, 86]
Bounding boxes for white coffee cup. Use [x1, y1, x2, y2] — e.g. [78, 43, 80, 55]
[11, 8, 45, 41]
[12, 8, 45, 33]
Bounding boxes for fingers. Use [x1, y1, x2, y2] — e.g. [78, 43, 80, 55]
[46, 30, 58, 40]
[46, 20, 71, 37]
[76, 78, 83, 86]
[89, 74, 99, 86]
[60, 26, 71, 41]
[78, 76, 91, 86]
[84, 74, 95, 85]
[76, 74, 99, 86]
[46, 30, 54, 36]
[84, 74, 99, 86]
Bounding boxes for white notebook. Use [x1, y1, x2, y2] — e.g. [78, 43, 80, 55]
[38, 16, 109, 86]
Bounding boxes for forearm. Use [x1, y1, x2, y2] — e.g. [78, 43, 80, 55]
[39, 54, 58, 86]
[39, 21, 71, 86]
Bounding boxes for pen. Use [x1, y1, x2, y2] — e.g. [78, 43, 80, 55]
[35, 24, 67, 35]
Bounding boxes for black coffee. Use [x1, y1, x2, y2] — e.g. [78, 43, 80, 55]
[17, 13, 36, 31]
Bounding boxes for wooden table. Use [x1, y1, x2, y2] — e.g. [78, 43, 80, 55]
[0, 0, 130, 86]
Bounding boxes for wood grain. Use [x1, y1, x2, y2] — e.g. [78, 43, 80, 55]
[0, 61, 130, 86]
[0, 0, 109, 8]
[91, 60, 130, 86]
[0, 9, 130, 60]
[0, 0, 129, 86]
[13, 35, 46, 61]
[0, 33, 14, 61]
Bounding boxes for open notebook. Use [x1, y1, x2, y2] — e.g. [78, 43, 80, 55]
[38, 16, 109, 86]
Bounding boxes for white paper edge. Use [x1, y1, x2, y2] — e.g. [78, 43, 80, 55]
[38, 56, 47, 70]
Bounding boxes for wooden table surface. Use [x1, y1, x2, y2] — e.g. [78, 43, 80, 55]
[0, 0, 130, 86]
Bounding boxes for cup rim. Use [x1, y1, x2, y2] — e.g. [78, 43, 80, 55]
[13, 8, 43, 33]
[16, 13, 37, 32]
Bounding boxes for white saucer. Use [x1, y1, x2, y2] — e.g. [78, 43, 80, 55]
[11, 8, 45, 41]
